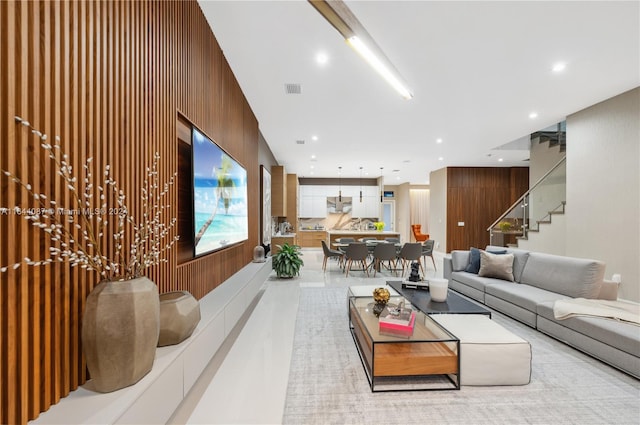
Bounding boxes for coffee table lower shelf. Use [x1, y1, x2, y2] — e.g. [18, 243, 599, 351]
[349, 297, 460, 392]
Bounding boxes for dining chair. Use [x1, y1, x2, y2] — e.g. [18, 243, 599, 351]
[384, 237, 400, 244]
[344, 242, 370, 277]
[372, 242, 398, 277]
[321, 240, 344, 271]
[421, 239, 436, 271]
[398, 242, 425, 277]
[411, 224, 429, 242]
[335, 237, 355, 253]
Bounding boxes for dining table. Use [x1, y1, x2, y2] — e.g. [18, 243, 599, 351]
[332, 240, 402, 273]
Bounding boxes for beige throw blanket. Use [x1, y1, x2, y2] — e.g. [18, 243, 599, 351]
[553, 298, 640, 325]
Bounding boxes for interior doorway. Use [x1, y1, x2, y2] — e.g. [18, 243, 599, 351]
[382, 200, 395, 231]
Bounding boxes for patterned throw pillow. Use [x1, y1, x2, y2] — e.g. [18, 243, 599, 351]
[478, 250, 515, 281]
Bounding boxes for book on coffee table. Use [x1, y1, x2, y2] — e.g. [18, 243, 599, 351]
[402, 279, 429, 290]
[379, 307, 416, 335]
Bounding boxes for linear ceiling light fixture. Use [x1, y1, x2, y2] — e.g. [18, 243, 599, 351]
[338, 166, 342, 202]
[309, 0, 413, 100]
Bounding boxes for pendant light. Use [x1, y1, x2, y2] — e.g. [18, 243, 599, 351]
[359, 166, 363, 202]
[338, 166, 342, 202]
[379, 167, 384, 202]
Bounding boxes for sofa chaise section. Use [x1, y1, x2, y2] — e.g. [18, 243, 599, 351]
[444, 246, 640, 378]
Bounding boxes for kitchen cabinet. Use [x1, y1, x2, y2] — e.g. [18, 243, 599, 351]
[271, 235, 297, 252]
[298, 184, 380, 218]
[271, 165, 287, 217]
[352, 186, 381, 218]
[298, 230, 327, 248]
[299, 196, 327, 218]
[286, 174, 298, 228]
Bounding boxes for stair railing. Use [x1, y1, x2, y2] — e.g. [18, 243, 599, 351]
[488, 157, 566, 246]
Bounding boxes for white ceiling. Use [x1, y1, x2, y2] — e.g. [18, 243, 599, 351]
[198, 1, 639, 184]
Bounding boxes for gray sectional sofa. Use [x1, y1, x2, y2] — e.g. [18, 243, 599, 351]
[443, 246, 640, 378]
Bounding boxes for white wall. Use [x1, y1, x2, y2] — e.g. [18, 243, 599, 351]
[566, 87, 639, 302]
[429, 168, 448, 252]
[517, 210, 566, 255]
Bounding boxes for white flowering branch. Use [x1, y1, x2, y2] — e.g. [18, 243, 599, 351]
[1, 117, 179, 281]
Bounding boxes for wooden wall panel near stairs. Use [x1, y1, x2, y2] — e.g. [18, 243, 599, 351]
[446, 167, 529, 252]
[0, 1, 260, 423]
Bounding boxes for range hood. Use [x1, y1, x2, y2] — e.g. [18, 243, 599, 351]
[327, 196, 352, 213]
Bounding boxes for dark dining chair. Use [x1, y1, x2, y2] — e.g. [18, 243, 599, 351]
[398, 242, 425, 277]
[344, 242, 370, 277]
[421, 239, 436, 271]
[372, 242, 398, 277]
[321, 240, 344, 271]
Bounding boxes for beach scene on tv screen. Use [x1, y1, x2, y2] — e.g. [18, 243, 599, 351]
[192, 129, 248, 256]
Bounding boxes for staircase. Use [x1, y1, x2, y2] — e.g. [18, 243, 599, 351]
[488, 157, 566, 249]
[514, 201, 566, 248]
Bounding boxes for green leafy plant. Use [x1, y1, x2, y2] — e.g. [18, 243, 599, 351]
[498, 221, 513, 232]
[373, 221, 385, 231]
[272, 243, 304, 278]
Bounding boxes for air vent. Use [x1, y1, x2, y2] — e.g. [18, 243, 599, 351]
[296, 140, 305, 145]
[285, 83, 302, 94]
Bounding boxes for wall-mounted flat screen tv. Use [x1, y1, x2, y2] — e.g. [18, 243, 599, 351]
[192, 128, 248, 257]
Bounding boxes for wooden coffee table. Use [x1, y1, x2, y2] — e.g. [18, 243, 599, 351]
[348, 296, 460, 392]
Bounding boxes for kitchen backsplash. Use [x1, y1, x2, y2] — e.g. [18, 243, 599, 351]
[299, 214, 378, 231]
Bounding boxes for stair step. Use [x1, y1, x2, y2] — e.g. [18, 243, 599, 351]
[537, 220, 551, 225]
[507, 243, 519, 248]
[549, 210, 564, 215]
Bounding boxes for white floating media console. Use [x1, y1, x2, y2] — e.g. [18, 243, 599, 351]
[31, 259, 273, 425]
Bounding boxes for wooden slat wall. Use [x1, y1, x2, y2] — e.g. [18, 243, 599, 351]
[446, 167, 529, 252]
[0, 1, 260, 423]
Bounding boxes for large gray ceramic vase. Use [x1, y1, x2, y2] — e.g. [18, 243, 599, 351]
[82, 276, 160, 393]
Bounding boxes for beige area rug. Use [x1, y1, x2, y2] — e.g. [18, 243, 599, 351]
[283, 286, 640, 425]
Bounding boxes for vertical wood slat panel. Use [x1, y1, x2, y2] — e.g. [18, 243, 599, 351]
[1, 1, 261, 423]
[1, 3, 17, 424]
[0, 1, 9, 419]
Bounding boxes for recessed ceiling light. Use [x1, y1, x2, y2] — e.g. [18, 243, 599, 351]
[436, 138, 443, 144]
[311, 135, 319, 141]
[498, 158, 504, 162]
[552, 62, 566, 72]
[310, 165, 314, 169]
[311, 154, 316, 159]
[316, 52, 328, 65]
[438, 157, 444, 161]
[529, 112, 538, 119]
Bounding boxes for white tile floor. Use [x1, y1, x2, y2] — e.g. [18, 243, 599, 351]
[169, 247, 445, 424]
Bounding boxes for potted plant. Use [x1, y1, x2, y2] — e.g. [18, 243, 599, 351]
[499, 221, 513, 232]
[1, 117, 179, 392]
[272, 243, 304, 278]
